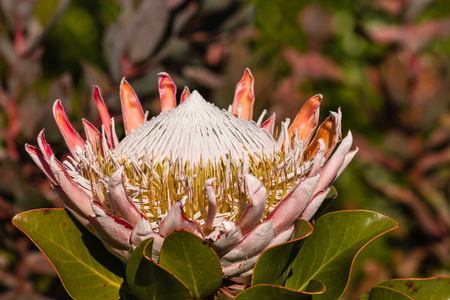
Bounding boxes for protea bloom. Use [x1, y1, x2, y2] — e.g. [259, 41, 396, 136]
[26, 69, 357, 277]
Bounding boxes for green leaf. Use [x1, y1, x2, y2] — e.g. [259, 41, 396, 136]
[364, 286, 413, 300]
[234, 283, 323, 300]
[126, 238, 192, 300]
[12, 209, 125, 300]
[159, 230, 223, 300]
[252, 218, 313, 286]
[361, 277, 450, 300]
[284, 210, 398, 300]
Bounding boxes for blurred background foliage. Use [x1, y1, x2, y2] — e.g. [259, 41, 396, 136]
[0, 0, 449, 299]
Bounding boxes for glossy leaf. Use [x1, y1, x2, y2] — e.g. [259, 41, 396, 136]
[360, 277, 450, 300]
[252, 218, 313, 286]
[284, 210, 398, 299]
[12, 209, 125, 300]
[159, 230, 223, 300]
[126, 238, 192, 300]
[234, 282, 324, 300]
[363, 286, 413, 300]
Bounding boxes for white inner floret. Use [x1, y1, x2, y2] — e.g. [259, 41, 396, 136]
[113, 91, 280, 164]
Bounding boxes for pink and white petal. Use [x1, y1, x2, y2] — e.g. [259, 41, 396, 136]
[82, 119, 102, 152]
[158, 72, 177, 112]
[220, 220, 274, 267]
[49, 155, 94, 218]
[335, 147, 359, 179]
[108, 166, 140, 226]
[129, 214, 154, 245]
[130, 214, 152, 246]
[148, 233, 165, 262]
[207, 221, 243, 255]
[129, 214, 165, 262]
[222, 254, 259, 277]
[180, 86, 190, 104]
[89, 215, 131, 262]
[313, 131, 353, 195]
[309, 139, 325, 178]
[266, 224, 295, 248]
[264, 174, 320, 235]
[53, 100, 85, 159]
[53, 184, 92, 230]
[91, 201, 133, 249]
[261, 113, 276, 136]
[203, 177, 217, 234]
[231, 68, 255, 121]
[93, 86, 113, 148]
[300, 188, 330, 221]
[25, 144, 57, 184]
[239, 266, 258, 278]
[120, 78, 145, 135]
[224, 224, 295, 277]
[158, 197, 201, 238]
[237, 174, 267, 235]
[37, 129, 54, 161]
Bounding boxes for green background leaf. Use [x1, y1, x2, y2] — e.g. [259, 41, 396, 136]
[126, 238, 193, 300]
[364, 286, 413, 300]
[252, 218, 313, 286]
[159, 230, 223, 300]
[361, 277, 450, 300]
[284, 210, 398, 299]
[12, 209, 125, 300]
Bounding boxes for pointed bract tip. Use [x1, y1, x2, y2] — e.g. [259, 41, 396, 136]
[243, 68, 253, 79]
[52, 99, 85, 158]
[91, 200, 105, 216]
[157, 72, 170, 77]
[93, 85, 100, 95]
[231, 68, 255, 121]
[93, 86, 104, 103]
[261, 113, 276, 135]
[345, 130, 353, 141]
[120, 78, 145, 135]
[52, 99, 62, 114]
[38, 128, 45, 136]
[158, 72, 177, 112]
[180, 86, 190, 103]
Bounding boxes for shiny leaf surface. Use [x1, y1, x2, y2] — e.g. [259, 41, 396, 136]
[12, 209, 125, 300]
[360, 277, 450, 300]
[126, 238, 192, 300]
[285, 210, 398, 299]
[362, 286, 413, 300]
[234, 283, 323, 300]
[159, 230, 223, 300]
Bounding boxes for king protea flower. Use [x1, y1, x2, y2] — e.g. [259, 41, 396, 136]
[26, 69, 357, 277]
